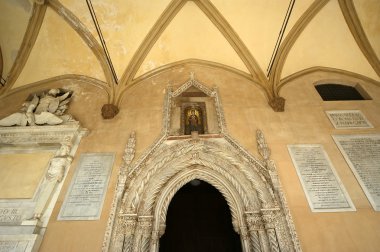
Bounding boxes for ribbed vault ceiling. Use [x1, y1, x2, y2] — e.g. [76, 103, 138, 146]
[0, 0, 379, 110]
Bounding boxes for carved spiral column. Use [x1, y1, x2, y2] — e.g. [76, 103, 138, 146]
[245, 211, 271, 252]
[122, 214, 137, 252]
[150, 224, 165, 252]
[132, 216, 153, 252]
[262, 209, 281, 252]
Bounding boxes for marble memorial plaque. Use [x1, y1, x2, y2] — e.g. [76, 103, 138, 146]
[326, 110, 373, 129]
[58, 153, 114, 220]
[288, 144, 355, 212]
[333, 134, 380, 211]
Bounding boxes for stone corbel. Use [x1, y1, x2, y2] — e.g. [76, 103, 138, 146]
[101, 104, 119, 119]
[268, 96, 285, 112]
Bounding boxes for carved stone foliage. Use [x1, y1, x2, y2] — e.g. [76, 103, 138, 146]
[103, 76, 301, 252]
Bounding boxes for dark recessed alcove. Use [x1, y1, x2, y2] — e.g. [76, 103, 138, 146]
[315, 84, 370, 101]
[159, 180, 242, 252]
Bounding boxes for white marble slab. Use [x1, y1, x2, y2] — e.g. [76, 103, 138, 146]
[0, 209, 23, 225]
[288, 144, 355, 212]
[333, 134, 380, 211]
[0, 234, 40, 252]
[58, 153, 114, 220]
[325, 110, 373, 129]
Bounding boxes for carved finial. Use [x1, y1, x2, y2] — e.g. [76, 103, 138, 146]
[190, 72, 195, 80]
[123, 132, 136, 170]
[256, 129, 270, 161]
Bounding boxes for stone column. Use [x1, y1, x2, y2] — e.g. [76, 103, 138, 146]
[132, 216, 153, 252]
[122, 214, 137, 252]
[150, 224, 165, 252]
[239, 225, 252, 252]
[246, 211, 269, 252]
[262, 209, 281, 252]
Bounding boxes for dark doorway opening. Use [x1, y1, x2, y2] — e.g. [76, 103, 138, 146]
[159, 180, 242, 252]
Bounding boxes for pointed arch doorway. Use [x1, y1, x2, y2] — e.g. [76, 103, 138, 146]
[159, 180, 242, 252]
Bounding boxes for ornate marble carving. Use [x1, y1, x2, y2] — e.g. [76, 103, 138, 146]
[0, 89, 74, 127]
[104, 76, 300, 252]
[33, 144, 73, 219]
[0, 121, 87, 252]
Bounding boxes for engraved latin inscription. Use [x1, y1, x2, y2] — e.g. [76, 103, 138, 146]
[333, 134, 380, 211]
[326, 110, 373, 129]
[288, 145, 355, 212]
[58, 153, 114, 220]
[0, 208, 23, 224]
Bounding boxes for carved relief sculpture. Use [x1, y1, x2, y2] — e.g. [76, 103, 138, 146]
[0, 88, 74, 127]
[33, 144, 73, 219]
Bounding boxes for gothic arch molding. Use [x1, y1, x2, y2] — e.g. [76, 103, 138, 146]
[149, 167, 251, 251]
[104, 78, 301, 252]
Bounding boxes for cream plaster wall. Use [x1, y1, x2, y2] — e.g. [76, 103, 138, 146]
[60, 0, 172, 78]
[354, 0, 380, 59]
[0, 0, 31, 78]
[13, 8, 105, 89]
[0, 65, 373, 251]
[0, 152, 53, 199]
[136, 1, 249, 77]
[282, 0, 379, 81]
[210, 0, 307, 72]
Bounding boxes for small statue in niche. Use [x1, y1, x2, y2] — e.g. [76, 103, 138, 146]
[0, 88, 74, 127]
[185, 107, 204, 135]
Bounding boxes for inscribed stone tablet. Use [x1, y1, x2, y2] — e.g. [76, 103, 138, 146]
[325, 110, 373, 129]
[288, 145, 355, 212]
[0, 208, 23, 224]
[333, 134, 380, 211]
[58, 153, 114, 220]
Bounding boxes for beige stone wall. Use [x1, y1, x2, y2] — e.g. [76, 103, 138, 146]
[0, 66, 379, 251]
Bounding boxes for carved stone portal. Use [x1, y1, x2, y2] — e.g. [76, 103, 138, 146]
[103, 76, 301, 252]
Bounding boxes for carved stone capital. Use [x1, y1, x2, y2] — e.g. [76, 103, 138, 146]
[245, 212, 265, 230]
[117, 214, 137, 236]
[261, 208, 281, 228]
[268, 96, 285, 112]
[137, 216, 153, 235]
[239, 225, 250, 241]
[101, 104, 119, 119]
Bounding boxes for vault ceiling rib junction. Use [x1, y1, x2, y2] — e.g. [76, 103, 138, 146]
[0, 0, 379, 111]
